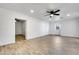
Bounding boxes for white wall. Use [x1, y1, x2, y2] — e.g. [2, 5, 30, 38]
[27, 18, 49, 39]
[22, 21, 26, 35]
[0, 13, 15, 46]
[49, 16, 61, 35]
[50, 22, 61, 35]
[61, 18, 79, 37]
[15, 21, 25, 35]
[0, 8, 49, 46]
[15, 21, 22, 35]
[50, 16, 79, 37]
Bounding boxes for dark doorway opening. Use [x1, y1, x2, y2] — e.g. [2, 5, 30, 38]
[15, 18, 26, 42]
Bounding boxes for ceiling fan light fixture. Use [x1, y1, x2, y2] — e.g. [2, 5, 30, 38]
[50, 14, 53, 17]
[67, 14, 70, 16]
[30, 9, 34, 13]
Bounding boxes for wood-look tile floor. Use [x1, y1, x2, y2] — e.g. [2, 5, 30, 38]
[0, 35, 79, 55]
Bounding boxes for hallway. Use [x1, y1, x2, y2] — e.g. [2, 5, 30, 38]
[0, 35, 79, 55]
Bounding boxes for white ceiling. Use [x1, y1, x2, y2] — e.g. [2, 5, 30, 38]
[0, 3, 79, 21]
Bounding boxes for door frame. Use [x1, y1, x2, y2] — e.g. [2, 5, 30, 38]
[15, 18, 27, 40]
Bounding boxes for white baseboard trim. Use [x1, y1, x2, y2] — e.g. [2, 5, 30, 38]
[50, 34, 79, 38]
[0, 41, 15, 46]
[28, 34, 50, 40]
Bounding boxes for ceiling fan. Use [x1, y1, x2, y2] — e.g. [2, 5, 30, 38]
[45, 9, 60, 18]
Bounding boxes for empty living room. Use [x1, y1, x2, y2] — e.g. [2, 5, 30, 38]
[0, 3, 79, 55]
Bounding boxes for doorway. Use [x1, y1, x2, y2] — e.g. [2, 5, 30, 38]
[15, 18, 26, 42]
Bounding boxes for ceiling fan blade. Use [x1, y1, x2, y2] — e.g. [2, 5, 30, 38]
[54, 10, 60, 13]
[54, 14, 60, 15]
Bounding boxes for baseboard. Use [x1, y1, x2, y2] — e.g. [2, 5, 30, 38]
[50, 34, 79, 39]
[28, 34, 50, 40]
[0, 41, 15, 47]
[61, 35, 79, 39]
[49, 34, 61, 36]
